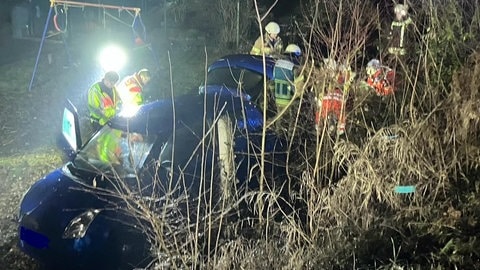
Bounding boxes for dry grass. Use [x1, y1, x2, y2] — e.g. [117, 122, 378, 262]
[91, 0, 480, 269]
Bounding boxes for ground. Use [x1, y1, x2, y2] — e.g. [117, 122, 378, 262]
[0, 37, 64, 269]
[0, 16, 223, 268]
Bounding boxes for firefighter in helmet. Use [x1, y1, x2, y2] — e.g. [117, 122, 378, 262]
[273, 44, 305, 111]
[87, 71, 120, 131]
[284, 44, 302, 64]
[365, 58, 396, 96]
[117, 68, 152, 107]
[387, 4, 413, 56]
[250, 21, 283, 57]
[315, 59, 355, 136]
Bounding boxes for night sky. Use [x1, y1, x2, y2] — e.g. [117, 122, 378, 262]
[262, 0, 302, 17]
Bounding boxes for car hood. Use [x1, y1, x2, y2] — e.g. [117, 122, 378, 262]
[18, 166, 149, 269]
[20, 167, 104, 218]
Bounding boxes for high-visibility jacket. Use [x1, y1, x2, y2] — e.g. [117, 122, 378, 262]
[273, 59, 295, 107]
[366, 67, 396, 96]
[117, 75, 144, 106]
[315, 87, 353, 134]
[388, 17, 413, 56]
[88, 82, 120, 126]
[96, 130, 122, 164]
[250, 35, 283, 57]
[316, 88, 346, 133]
[273, 58, 306, 108]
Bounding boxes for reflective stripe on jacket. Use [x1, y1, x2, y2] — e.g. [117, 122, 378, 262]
[316, 88, 347, 132]
[118, 75, 144, 106]
[250, 35, 283, 57]
[388, 17, 412, 55]
[366, 68, 396, 96]
[273, 59, 295, 107]
[88, 82, 119, 126]
[97, 130, 122, 163]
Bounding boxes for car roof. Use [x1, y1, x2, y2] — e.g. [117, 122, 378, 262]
[109, 54, 275, 136]
[110, 90, 263, 136]
[207, 54, 276, 80]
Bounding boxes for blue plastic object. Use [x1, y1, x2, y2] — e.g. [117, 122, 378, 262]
[394, 185, 416, 194]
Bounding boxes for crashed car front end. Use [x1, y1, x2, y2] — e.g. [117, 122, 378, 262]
[18, 126, 158, 269]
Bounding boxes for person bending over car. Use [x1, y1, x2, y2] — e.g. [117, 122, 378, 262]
[116, 68, 152, 109]
[96, 130, 145, 174]
[87, 71, 121, 131]
[250, 21, 284, 57]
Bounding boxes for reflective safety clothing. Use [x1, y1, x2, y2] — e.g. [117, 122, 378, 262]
[273, 59, 295, 108]
[117, 75, 144, 106]
[88, 82, 120, 126]
[316, 88, 346, 134]
[97, 130, 122, 164]
[250, 35, 283, 57]
[388, 17, 412, 56]
[366, 67, 396, 96]
[273, 58, 306, 110]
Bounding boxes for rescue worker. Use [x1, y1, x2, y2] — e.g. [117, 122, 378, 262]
[273, 44, 304, 111]
[250, 21, 283, 57]
[285, 44, 306, 94]
[365, 59, 396, 96]
[87, 71, 120, 131]
[97, 129, 122, 165]
[387, 4, 413, 56]
[96, 130, 144, 172]
[117, 68, 152, 108]
[315, 59, 354, 136]
[283, 43, 302, 65]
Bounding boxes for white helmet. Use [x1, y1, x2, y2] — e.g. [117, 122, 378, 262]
[285, 44, 302, 56]
[265, 22, 280, 35]
[394, 4, 408, 16]
[367, 59, 380, 68]
[367, 59, 380, 75]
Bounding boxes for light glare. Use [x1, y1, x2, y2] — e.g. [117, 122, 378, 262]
[98, 45, 127, 72]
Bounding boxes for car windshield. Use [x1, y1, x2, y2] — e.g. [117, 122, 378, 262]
[72, 126, 156, 178]
[207, 67, 264, 99]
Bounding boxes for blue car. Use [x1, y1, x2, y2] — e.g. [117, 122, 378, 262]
[18, 54, 287, 269]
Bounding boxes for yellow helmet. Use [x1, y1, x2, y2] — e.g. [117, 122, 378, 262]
[265, 22, 280, 35]
[136, 68, 151, 85]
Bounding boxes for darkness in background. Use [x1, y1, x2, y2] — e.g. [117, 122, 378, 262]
[259, 0, 302, 18]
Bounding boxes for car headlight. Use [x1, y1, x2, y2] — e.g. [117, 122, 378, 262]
[62, 209, 101, 239]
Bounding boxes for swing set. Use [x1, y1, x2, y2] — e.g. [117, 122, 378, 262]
[29, 0, 156, 92]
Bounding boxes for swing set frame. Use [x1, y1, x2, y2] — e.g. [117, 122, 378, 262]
[28, 0, 145, 92]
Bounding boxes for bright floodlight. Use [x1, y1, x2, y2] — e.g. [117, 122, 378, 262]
[118, 104, 141, 118]
[98, 45, 127, 72]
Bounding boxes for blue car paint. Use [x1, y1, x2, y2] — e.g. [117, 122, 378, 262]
[18, 54, 287, 269]
[19, 167, 147, 269]
[207, 54, 276, 80]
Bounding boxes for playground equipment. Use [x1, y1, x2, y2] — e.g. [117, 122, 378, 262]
[28, 0, 156, 92]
